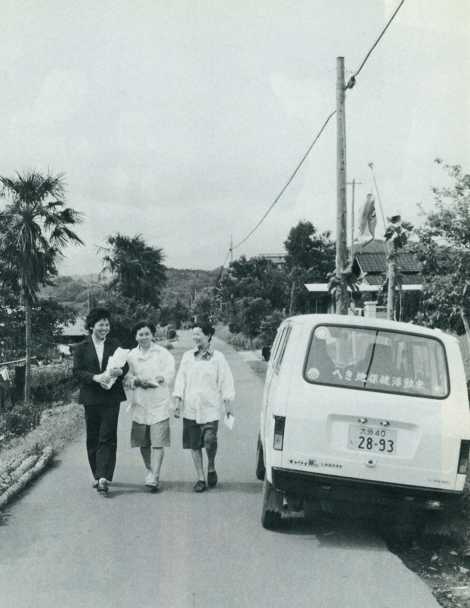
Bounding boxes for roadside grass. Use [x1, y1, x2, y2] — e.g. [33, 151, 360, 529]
[0, 401, 84, 510]
[1, 402, 84, 458]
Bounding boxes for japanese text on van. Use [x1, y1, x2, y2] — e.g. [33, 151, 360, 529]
[304, 325, 449, 399]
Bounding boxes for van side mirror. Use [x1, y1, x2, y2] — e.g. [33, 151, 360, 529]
[262, 346, 271, 362]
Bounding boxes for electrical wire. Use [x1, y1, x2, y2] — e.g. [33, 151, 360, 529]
[228, 0, 405, 255]
[346, 0, 405, 89]
[233, 110, 336, 250]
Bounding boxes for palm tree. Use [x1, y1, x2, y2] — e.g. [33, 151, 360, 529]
[100, 233, 167, 307]
[0, 171, 83, 405]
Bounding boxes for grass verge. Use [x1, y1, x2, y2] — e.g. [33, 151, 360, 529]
[0, 402, 84, 509]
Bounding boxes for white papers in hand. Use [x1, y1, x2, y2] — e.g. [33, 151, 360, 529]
[99, 347, 130, 390]
[108, 347, 129, 368]
[224, 413, 235, 430]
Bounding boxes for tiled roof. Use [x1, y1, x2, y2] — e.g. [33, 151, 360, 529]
[356, 252, 421, 273]
[363, 273, 423, 286]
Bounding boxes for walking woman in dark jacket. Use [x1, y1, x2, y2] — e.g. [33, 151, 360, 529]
[73, 308, 128, 495]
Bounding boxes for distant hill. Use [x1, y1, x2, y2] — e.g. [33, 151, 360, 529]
[161, 268, 220, 308]
[40, 268, 220, 312]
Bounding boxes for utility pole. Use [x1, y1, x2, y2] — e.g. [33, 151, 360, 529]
[336, 57, 349, 314]
[386, 251, 397, 320]
[229, 235, 233, 264]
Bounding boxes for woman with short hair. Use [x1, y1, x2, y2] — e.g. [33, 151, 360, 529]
[173, 324, 235, 493]
[73, 307, 128, 496]
[125, 321, 175, 492]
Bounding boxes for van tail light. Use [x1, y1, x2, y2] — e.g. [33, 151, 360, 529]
[458, 441, 470, 475]
[273, 416, 286, 451]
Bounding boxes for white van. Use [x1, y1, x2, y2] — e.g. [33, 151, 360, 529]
[257, 314, 470, 530]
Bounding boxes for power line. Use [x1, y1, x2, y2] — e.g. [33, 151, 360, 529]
[346, 0, 406, 89]
[230, 0, 405, 253]
[233, 109, 336, 250]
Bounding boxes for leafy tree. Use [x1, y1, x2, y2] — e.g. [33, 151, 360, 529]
[192, 288, 218, 326]
[101, 295, 161, 348]
[383, 217, 413, 320]
[232, 297, 272, 341]
[0, 171, 83, 403]
[159, 299, 191, 329]
[412, 160, 470, 333]
[259, 310, 285, 346]
[284, 221, 335, 275]
[101, 233, 167, 307]
[220, 256, 289, 312]
[284, 221, 335, 313]
[0, 298, 76, 362]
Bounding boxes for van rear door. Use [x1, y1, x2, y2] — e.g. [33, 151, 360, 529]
[281, 323, 461, 491]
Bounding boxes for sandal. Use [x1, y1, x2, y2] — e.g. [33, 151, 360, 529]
[193, 480, 207, 493]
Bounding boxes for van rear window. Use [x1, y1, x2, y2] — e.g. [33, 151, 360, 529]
[304, 324, 449, 398]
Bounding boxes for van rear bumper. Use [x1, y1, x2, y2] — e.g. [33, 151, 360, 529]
[272, 467, 463, 510]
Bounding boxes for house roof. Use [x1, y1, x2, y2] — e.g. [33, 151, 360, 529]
[356, 252, 421, 274]
[363, 273, 423, 286]
[257, 253, 286, 264]
[61, 317, 87, 337]
[305, 281, 422, 293]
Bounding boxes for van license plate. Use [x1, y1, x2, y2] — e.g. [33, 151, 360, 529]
[348, 425, 397, 455]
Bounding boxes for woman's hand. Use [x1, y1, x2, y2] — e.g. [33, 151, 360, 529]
[93, 374, 110, 390]
[174, 397, 182, 418]
[109, 367, 123, 378]
[134, 377, 153, 389]
[224, 399, 233, 417]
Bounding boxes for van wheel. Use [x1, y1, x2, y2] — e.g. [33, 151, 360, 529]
[256, 437, 266, 481]
[261, 480, 282, 530]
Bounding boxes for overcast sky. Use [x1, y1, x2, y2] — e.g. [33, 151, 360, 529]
[1, 0, 469, 274]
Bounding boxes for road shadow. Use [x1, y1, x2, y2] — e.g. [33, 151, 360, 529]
[277, 513, 384, 550]
[107, 481, 151, 497]
[210, 481, 261, 494]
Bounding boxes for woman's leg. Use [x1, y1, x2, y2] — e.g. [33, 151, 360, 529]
[140, 446, 152, 471]
[151, 448, 164, 480]
[191, 448, 205, 481]
[204, 424, 218, 472]
[84, 406, 100, 481]
[96, 404, 120, 482]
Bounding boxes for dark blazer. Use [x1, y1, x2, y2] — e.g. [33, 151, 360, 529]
[73, 336, 128, 406]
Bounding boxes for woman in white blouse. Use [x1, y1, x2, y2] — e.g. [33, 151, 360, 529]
[173, 324, 235, 493]
[126, 321, 175, 491]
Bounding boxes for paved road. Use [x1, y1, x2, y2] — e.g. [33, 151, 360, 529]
[0, 332, 438, 608]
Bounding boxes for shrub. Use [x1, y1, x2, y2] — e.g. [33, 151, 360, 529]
[4, 403, 40, 436]
[259, 310, 285, 346]
[30, 362, 77, 404]
[225, 332, 253, 350]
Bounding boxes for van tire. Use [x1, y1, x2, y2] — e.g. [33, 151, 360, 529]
[256, 437, 266, 481]
[261, 479, 282, 530]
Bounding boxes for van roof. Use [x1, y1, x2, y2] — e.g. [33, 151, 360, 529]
[282, 314, 457, 343]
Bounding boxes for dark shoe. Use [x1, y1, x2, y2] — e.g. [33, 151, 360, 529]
[207, 470, 218, 488]
[193, 480, 206, 493]
[92, 479, 99, 489]
[97, 478, 109, 495]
